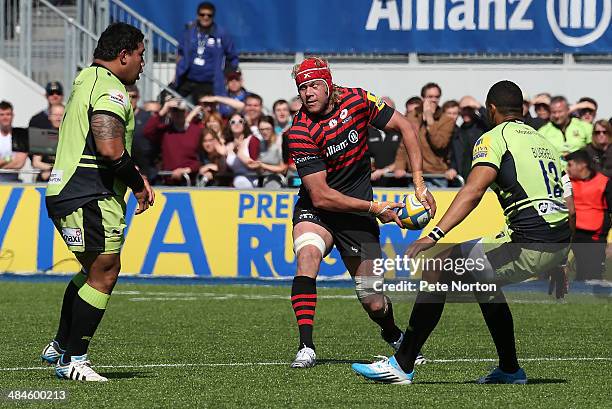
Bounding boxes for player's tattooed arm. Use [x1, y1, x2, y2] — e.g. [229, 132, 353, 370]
[91, 113, 125, 141]
[91, 113, 126, 160]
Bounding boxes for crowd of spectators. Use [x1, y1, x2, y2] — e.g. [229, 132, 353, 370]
[3, 72, 612, 190]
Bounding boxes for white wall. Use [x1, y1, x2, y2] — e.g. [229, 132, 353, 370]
[0, 59, 47, 127]
[240, 62, 612, 119]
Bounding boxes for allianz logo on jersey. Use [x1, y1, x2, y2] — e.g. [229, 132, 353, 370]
[366, 0, 610, 47]
[326, 130, 359, 157]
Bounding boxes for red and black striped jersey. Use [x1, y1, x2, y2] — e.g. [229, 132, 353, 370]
[288, 87, 394, 205]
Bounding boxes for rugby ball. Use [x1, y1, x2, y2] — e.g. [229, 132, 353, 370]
[396, 194, 431, 230]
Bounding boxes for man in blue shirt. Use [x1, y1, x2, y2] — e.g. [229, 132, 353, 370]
[175, 2, 239, 103]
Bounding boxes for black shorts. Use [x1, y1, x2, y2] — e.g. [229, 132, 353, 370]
[292, 199, 381, 261]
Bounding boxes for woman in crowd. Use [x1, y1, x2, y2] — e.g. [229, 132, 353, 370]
[198, 127, 226, 186]
[223, 112, 250, 144]
[250, 115, 287, 188]
[224, 113, 259, 188]
[585, 119, 612, 178]
[205, 111, 225, 143]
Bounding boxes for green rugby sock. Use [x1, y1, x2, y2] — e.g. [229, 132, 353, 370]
[54, 271, 87, 349]
[64, 283, 110, 360]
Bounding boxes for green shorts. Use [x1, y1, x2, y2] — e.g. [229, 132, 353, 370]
[52, 197, 126, 254]
[458, 226, 570, 286]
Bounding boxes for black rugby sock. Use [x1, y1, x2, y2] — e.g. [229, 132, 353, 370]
[395, 291, 447, 373]
[54, 271, 87, 349]
[478, 292, 520, 373]
[291, 276, 317, 350]
[64, 284, 109, 360]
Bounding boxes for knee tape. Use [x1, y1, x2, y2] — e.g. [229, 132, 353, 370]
[293, 232, 327, 257]
[354, 276, 385, 302]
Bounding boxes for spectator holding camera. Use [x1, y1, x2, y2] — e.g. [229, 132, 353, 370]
[585, 120, 612, 178]
[175, 2, 239, 103]
[446, 96, 489, 182]
[144, 97, 202, 185]
[392, 82, 455, 187]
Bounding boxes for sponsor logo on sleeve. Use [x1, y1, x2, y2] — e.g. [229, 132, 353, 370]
[375, 96, 385, 111]
[294, 155, 320, 164]
[366, 91, 377, 103]
[108, 89, 128, 107]
[61, 227, 83, 246]
[472, 136, 490, 160]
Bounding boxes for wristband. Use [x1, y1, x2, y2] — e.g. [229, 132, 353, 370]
[427, 226, 446, 242]
[106, 150, 145, 193]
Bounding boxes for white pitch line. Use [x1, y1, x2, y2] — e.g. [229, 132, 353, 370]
[2, 357, 611, 372]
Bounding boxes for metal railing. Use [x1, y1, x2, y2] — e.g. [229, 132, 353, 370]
[0, 0, 185, 106]
[103, 0, 178, 101]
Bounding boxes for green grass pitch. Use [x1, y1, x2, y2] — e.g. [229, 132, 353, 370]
[1, 280, 611, 408]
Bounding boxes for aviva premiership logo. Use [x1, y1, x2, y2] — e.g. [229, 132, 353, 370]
[547, 0, 611, 47]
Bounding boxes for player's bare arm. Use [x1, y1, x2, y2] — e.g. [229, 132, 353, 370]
[91, 112, 155, 214]
[301, 170, 404, 227]
[384, 110, 437, 216]
[406, 165, 497, 258]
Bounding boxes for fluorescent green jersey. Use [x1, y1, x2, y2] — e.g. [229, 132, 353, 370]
[538, 118, 592, 157]
[46, 64, 134, 218]
[472, 120, 569, 242]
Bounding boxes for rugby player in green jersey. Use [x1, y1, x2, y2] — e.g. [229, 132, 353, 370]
[41, 23, 154, 381]
[352, 80, 573, 385]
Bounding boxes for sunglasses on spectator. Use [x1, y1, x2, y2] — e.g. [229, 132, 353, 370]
[198, 12, 213, 17]
[48, 91, 62, 96]
[594, 130, 609, 135]
[229, 118, 244, 125]
[258, 126, 273, 132]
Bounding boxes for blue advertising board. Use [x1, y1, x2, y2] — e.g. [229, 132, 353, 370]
[122, 0, 612, 53]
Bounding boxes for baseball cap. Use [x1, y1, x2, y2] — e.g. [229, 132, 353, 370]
[45, 81, 63, 95]
[225, 70, 242, 81]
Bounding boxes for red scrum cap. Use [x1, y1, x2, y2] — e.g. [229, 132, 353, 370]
[293, 57, 333, 95]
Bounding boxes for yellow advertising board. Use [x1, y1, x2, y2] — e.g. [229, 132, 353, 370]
[0, 186, 505, 277]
